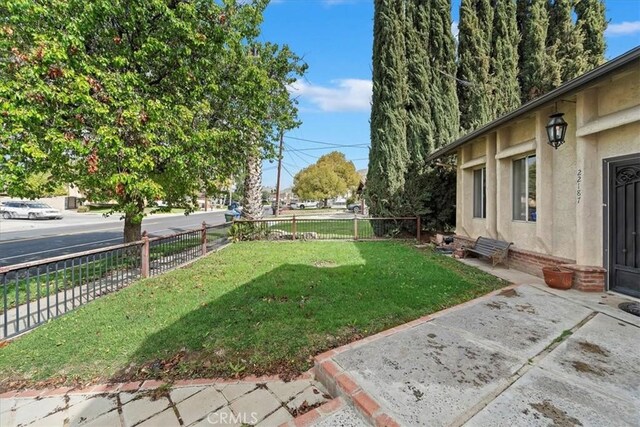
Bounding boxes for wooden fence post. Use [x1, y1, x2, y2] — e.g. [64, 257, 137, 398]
[141, 231, 150, 278]
[354, 217, 358, 241]
[201, 221, 207, 256]
[292, 215, 297, 240]
[416, 216, 421, 242]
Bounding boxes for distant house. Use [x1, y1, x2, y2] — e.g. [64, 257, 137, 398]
[427, 47, 640, 297]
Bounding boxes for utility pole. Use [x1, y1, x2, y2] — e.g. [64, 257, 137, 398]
[274, 130, 284, 217]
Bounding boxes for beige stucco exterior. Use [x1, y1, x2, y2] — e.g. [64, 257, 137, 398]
[455, 62, 640, 271]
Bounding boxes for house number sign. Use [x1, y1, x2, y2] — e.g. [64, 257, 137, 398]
[576, 169, 582, 204]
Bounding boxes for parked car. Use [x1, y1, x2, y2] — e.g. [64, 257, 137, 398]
[289, 201, 318, 209]
[1, 201, 62, 220]
[347, 202, 366, 214]
[300, 201, 319, 209]
[330, 201, 347, 209]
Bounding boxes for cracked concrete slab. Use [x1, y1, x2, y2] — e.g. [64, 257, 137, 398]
[14, 396, 66, 427]
[266, 380, 311, 403]
[190, 406, 240, 427]
[137, 408, 180, 427]
[175, 388, 226, 427]
[465, 366, 639, 427]
[228, 388, 281, 424]
[82, 410, 122, 427]
[68, 395, 117, 426]
[255, 407, 293, 426]
[538, 313, 640, 404]
[286, 385, 329, 412]
[169, 386, 205, 404]
[219, 383, 257, 402]
[29, 408, 69, 427]
[121, 396, 170, 427]
[333, 320, 523, 426]
[430, 286, 593, 359]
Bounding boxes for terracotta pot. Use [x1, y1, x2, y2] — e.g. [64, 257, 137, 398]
[542, 266, 574, 290]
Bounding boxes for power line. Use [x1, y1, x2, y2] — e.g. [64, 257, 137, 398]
[285, 145, 314, 165]
[281, 163, 296, 180]
[285, 135, 370, 149]
[283, 161, 299, 170]
[286, 145, 369, 152]
[283, 143, 319, 161]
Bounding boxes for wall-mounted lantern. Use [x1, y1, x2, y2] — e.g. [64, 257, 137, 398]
[546, 112, 568, 149]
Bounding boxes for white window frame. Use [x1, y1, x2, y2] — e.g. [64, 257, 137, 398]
[512, 154, 536, 223]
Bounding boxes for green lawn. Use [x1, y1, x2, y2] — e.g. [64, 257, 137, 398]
[270, 220, 372, 238]
[0, 241, 506, 389]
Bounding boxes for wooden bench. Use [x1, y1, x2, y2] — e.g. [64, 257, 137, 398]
[463, 237, 512, 267]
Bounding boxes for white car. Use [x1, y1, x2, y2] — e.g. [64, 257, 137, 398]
[290, 201, 319, 209]
[1, 201, 63, 220]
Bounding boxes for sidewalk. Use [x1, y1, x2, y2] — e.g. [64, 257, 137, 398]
[0, 375, 330, 427]
[312, 266, 640, 426]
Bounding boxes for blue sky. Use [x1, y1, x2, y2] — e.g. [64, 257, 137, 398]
[258, 0, 640, 188]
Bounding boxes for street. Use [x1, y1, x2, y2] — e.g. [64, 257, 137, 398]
[0, 210, 231, 267]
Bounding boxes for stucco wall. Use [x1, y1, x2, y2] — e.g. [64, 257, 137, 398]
[597, 72, 640, 117]
[471, 138, 486, 159]
[455, 61, 640, 272]
[551, 103, 578, 260]
[509, 118, 535, 146]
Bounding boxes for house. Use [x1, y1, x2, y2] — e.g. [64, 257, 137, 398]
[427, 46, 640, 298]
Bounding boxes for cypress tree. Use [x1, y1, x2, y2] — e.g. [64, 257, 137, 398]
[405, 0, 432, 166]
[520, 0, 553, 101]
[405, 0, 458, 159]
[547, 0, 587, 82]
[575, 0, 607, 69]
[404, 0, 459, 217]
[457, 0, 494, 132]
[516, 0, 529, 93]
[490, 0, 521, 117]
[367, 0, 409, 217]
[429, 0, 460, 149]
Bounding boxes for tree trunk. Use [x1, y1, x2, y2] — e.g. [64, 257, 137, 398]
[124, 213, 142, 243]
[242, 151, 263, 220]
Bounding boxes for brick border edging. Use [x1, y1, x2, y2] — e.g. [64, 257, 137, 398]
[0, 370, 315, 399]
[308, 285, 519, 427]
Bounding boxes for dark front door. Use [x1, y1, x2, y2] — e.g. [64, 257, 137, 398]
[609, 156, 640, 297]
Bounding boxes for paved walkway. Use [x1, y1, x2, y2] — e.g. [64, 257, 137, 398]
[313, 265, 640, 426]
[0, 376, 330, 427]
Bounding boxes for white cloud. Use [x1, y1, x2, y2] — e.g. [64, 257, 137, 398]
[606, 21, 640, 36]
[288, 79, 372, 112]
[451, 21, 459, 39]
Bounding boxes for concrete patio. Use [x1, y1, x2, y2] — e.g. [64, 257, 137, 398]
[313, 263, 640, 426]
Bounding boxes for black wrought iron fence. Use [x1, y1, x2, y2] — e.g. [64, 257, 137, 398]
[1, 242, 143, 339]
[0, 221, 231, 339]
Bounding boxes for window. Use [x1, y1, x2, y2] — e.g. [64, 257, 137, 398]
[513, 155, 536, 222]
[473, 168, 486, 218]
